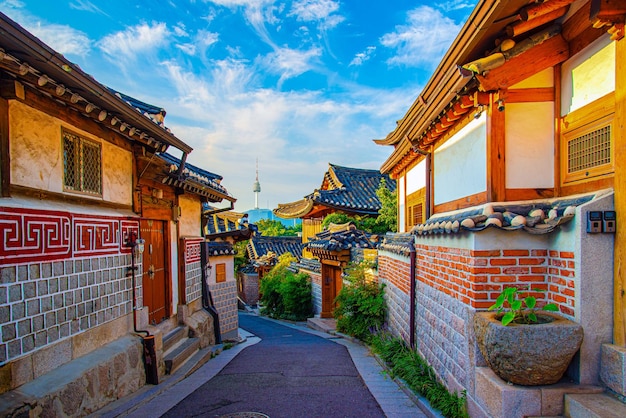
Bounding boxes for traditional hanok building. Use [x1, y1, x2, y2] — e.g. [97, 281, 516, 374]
[274, 163, 395, 248]
[203, 210, 252, 335]
[274, 164, 393, 317]
[304, 223, 378, 317]
[241, 236, 304, 305]
[376, 0, 625, 417]
[0, 13, 236, 416]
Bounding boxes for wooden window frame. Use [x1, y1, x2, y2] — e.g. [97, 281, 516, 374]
[560, 93, 615, 186]
[405, 188, 426, 230]
[216, 263, 226, 283]
[62, 128, 103, 196]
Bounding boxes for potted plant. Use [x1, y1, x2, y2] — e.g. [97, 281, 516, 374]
[474, 286, 583, 386]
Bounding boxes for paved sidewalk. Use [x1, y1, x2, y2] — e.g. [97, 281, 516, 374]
[94, 314, 435, 418]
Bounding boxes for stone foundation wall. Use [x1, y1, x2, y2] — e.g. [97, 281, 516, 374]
[0, 335, 144, 417]
[303, 270, 322, 316]
[378, 253, 411, 344]
[182, 238, 203, 304]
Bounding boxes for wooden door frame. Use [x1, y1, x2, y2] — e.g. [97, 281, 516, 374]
[140, 218, 171, 325]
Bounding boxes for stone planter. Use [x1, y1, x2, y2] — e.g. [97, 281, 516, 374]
[474, 311, 583, 386]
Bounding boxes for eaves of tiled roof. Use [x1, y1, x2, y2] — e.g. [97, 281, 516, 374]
[205, 241, 236, 256]
[158, 153, 234, 202]
[378, 233, 415, 257]
[274, 164, 396, 219]
[307, 225, 376, 252]
[288, 258, 321, 274]
[0, 13, 192, 154]
[246, 236, 304, 261]
[412, 192, 602, 236]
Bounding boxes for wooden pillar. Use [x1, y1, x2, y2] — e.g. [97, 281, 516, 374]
[614, 35, 626, 346]
[486, 93, 506, 202]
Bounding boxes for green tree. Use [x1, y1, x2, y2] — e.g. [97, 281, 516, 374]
[256, 219, 300, 236]
[374, 178, 397, 233]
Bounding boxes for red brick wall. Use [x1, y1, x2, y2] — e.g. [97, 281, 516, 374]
[378, 255, 411, 295]
[412, 245, 576, 316]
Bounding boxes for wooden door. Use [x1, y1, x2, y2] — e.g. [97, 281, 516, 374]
[321, 263, 343, 318]
[140, 219, 169, 325]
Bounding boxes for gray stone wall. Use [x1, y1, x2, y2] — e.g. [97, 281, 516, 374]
[185, 259, 202, 303]
[209, 280, 238, 338]
[415, 282, 476, 393]
[382, 277, 411, 344]
[0, 254, 135, 367]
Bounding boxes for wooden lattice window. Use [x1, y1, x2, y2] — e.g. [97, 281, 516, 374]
[63, 129, 102, 195]
[216, 263, 226, 283]
[405, 188, 426, 230]
[561, 93, 614, 185]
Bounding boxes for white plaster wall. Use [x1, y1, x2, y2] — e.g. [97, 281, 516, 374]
[550, 191, 614, 385]
[398, 175, 406, 232]
[434, 115, 486, 205]
[207, 255, 235, 284]
[9, 100, 132, 205]
[406, 159, 426, 194]
[178, 194, 201, 237]
[561, 34, 614, 116]
[505, 102, 555, 189]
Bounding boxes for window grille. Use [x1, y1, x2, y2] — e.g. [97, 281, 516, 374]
[63, 130, 102, 195]
[567, 125, 611, 174]
[412, 203, 423, 226]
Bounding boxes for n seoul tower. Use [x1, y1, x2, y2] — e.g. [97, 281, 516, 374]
[253, 158, 261, 209]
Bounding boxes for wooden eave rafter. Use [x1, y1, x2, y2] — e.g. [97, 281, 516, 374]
[161, 174, 234, 203]
[0, 13, 193, 154]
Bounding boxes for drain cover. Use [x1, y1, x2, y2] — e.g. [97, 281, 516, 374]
[218, 413, 269, 418]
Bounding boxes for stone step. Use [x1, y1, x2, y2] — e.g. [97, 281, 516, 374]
[565, 393, 626, 418]
[164, 337, 200, 375]
[163, 326, 187, 353]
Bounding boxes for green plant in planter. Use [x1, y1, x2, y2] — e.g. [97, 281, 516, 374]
[488, 286, 559, 326]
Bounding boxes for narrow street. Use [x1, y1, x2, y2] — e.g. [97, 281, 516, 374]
[100, 313, 426, 418]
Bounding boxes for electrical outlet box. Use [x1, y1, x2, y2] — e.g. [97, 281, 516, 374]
[587, 211, 603, 233]
[603, 211, 616, 233]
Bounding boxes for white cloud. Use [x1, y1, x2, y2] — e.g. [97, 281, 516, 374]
[436, 0, 476, 13]
[258, 47, 321, 85]
[289, 0, 342, 26]
[157, 59, 411, 210]
[176, 43, 196, 55]
[350, 46, 376, 66]
[380, 5, 461, 68]
[28, 21, 92, 56]
[97, 22, 170, 60]
[69, 0, 108, 16]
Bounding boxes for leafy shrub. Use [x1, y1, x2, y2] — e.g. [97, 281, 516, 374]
[333, 261, 386, 342]
[371, 333, 468, 418]
[260, 253, 312, 321]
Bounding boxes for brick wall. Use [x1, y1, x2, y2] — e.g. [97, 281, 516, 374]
[238, 272, 259, 305]
[415, 245, 575, 317]
[378, 254, 411, 344]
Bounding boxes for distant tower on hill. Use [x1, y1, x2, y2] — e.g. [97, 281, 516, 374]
[253, 158, 261, 209]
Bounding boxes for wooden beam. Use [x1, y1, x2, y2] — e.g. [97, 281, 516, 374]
[477, 35, 569, 92]
[0, 96, 9, 197]
[486, 96, 506, 202]
[505, 87, 555, 103]
[507, 7, 569, 38]
[562, 0, 593, 41]
[519, 0, 576, 21]
[433, 191, 487, 214]
[614, 35, 626, 346]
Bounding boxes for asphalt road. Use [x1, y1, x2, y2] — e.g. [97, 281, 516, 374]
[161, 314, 386, 418]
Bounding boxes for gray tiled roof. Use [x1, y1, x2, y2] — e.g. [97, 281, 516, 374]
[307, 225, 377, 252]
[308, 164, 396, 215]
[159, 153, 228, 197]
[205, 241, 236, 256]
[247, 236, 304, 261]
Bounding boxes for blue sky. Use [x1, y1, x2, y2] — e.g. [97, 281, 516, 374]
[2, 0, 477, 211]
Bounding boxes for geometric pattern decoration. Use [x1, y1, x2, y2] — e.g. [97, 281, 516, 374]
[184, 237, 203, 264]
[0, 207, 139, 265]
